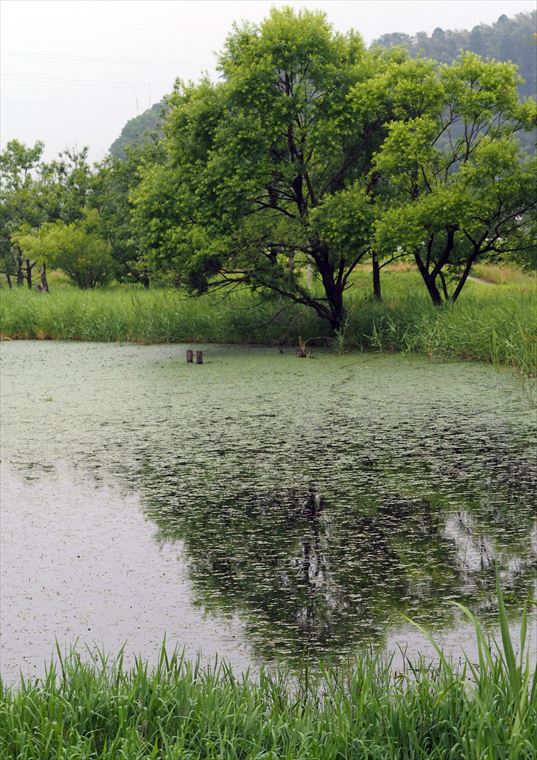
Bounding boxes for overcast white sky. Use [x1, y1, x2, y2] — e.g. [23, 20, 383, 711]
[1, 0, 535, 162]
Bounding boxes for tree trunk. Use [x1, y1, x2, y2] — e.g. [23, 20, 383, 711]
[414, 252, 444, 306]
[438, 271, 449, 301]
[141, 267, 150, 289]
[315, 246, 346, 332]
[5, 272, 12, 289]
[372, 253, 381, 300]
[424, 275, 443, 306]
[451, 252, 478, 303]
[330, 288, 346, 332]
[16, 252, 24, 287]
[40, 262, 49, 293]
[25, 258, 33, 289]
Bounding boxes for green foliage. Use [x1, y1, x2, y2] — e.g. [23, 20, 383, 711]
[374, 11, 537, 100]
[310, 184, 374, 261]
[1, 590, 536, 759]
[0, 140, 48, 283]
[1, 276, 535, 374]
[112, 12, 536, 158]
[133, 8, 388, 330]
[132, 11, 535, 320]
[373, 52, 537, 304]
[14, 211, 115, 289]
[90, 140, 165, 285]
[2, 10, 536, 310]
[374, 11, 537, 154]
[43, 147, 93, 225]
[0, 141, 94, 287]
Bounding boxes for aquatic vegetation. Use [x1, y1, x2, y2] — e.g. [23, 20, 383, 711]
[1, 278, 536, 374]
[1, 583, 536, 759]
[2, 342, 536, 673]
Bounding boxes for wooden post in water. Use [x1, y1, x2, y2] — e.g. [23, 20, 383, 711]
[186, 349, 193, 363]
[196, 350, 204, 364]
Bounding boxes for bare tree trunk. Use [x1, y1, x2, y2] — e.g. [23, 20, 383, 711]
[414, 252, 444, 306]
[424, 275, 443, 306]
[25, 258, 34, 290]
[16, 251, 24, 287]
[451, 251, 478, 303]
[40, 262, 49, 293]
[372, 252, 381, 300]
[329, 287, 346, 331]
[5, 272, 12, 289]
[438, 271, 449, 301]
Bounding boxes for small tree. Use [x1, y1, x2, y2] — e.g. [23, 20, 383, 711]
[15, 212, 115, 289]
[0, 140, 46, 288]
[11, 224, 51, 291]
[1, 141, 95, 288]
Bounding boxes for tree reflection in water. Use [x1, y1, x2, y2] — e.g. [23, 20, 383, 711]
[141, 462, 536, 662]
[3, 345, 536, 666]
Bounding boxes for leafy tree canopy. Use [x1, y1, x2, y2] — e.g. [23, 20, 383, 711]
[0, 141, 93, 287]
[133, 9, 416, 328]
[14, 209, 115, 289]
[112, 11, 536, 158]
[133, 10, 536, 322]
[90, 139, 165, 286]
[373, 53, 537, 303]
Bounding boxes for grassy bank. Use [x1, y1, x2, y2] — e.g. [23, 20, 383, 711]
[1, 273, 536, 374]
[1, 589, 536, 759]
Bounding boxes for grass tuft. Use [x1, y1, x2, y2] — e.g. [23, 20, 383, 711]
[1, 586, 536, 759]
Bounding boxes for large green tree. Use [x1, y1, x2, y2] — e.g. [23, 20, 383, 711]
[134, 9, 399, 330]
[135, 10, 536, 321]
[374, 53, 537, 305]
[44, 147, 93, 225]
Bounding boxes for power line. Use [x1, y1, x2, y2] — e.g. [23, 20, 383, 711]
[1, 50, 208, 68]
[2, 97, 140, 111]
[2, 74, 173, 90]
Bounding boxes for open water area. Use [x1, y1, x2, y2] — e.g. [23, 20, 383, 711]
[1, 342, 536, 681]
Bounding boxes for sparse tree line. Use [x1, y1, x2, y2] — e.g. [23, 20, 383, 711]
[1, 8, 536, 331]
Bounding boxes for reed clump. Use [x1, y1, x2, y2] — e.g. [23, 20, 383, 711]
[1, 582, 536, 759]
[1, 283, 536, 374]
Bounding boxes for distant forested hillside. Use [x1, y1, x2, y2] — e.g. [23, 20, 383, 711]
[109, 11, 536, 156]
[109, 102, 164, 158]
[374, 11, 536, 99]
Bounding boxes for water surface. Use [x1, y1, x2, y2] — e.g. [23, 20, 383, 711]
[1, 342, 536, 679]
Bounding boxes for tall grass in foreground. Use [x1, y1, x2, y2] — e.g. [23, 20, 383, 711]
[1, 581, 536, 759]
[1, 285, 536, 374]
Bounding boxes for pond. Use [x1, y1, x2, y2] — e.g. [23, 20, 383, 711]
[1, 342, 536, 681]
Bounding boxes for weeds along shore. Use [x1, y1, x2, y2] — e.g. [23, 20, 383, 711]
[1, 276, 536, 376]
[1, 585, 536, 759]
